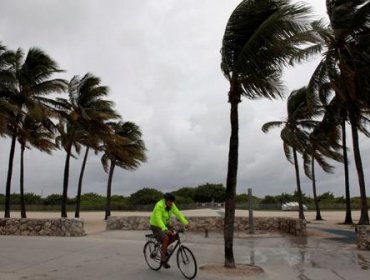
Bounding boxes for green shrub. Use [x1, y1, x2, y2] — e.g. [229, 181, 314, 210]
[194, 183, 226, 203]
[129, 188, 163, 205]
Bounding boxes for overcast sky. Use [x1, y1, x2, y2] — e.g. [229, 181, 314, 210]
[1, 0, 369, 199]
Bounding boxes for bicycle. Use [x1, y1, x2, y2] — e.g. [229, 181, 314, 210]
[143, 228, 198, 279]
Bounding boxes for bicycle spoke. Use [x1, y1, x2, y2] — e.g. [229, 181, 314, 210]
[177, 246, 197, 279]
[144, 241, 162, 271]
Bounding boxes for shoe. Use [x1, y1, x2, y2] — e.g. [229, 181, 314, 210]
[161, 261, 171, 269]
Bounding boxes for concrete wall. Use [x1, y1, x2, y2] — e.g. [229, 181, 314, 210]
[106, 216, 307, 236]
[0, 218, 85, 237]
[356, 225, 370, 250]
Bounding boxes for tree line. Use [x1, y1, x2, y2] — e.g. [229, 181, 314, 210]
[0, 184, 227, 209]
[2, 185, 369, 211]
[0, 44, 147, 220]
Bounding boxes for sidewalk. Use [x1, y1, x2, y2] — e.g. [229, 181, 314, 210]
[1, 210, 368, 279]
[0, 229, 369, 280]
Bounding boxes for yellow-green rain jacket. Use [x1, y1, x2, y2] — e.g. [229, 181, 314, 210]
[150, 199, 188, 231]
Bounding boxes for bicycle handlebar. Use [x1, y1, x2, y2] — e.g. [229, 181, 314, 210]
[167, 227, 186, 236]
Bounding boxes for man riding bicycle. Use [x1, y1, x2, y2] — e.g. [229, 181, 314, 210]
[149, 193, 189, 269]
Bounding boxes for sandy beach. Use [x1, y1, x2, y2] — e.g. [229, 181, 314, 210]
[8, 209, 361, 234]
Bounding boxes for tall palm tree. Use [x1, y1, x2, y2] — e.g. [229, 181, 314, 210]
[302, 118, 343, 221]
[307, 21, 355, 223]
[263, 87, 317, 220]
[2, 47, 66, 218]
[70, 73, 120, 218]
[56, 74, 119, 218]
[310, 2, 370, 223]
[17, 114, 56, 218]
[55, 119, 82, 217]
[101, 121, 146, 220]
[319, 96, 354, 224]
[340, 117, 353, 224]
[220, 0, 318, 267]
[303, 73, 344, 220]
[56, 73, 110, 217]
[0, 43, 15, 136]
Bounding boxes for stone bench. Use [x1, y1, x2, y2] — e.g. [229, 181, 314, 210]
[106, 216, 306, 236]
[0, 218, 85, 237]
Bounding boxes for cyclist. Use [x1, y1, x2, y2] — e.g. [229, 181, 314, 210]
[149, 192, 189, 269]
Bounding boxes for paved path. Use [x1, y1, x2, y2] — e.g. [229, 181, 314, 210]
[0, 230, 369, 280]
[310, 226, 357, 244]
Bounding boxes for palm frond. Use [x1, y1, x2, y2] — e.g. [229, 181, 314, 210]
[302, 152, 312, 179]
[101, 154, 110, 173]
[283, 141, 293, 164]
[221, 0, 314, 100]
[261, 121, 285, 133]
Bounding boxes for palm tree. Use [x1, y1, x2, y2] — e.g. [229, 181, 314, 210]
[263, 87, 317, 220]
[2, 47, 66, 218]
[320, 97, 354, 224]
[302, 117, 343, 221]
[309, 2, 370, 223]
[101, 121, 146, 220]
[0, 43, 15, 136]
[17, 114, 56, 218]
[70, 73, 120, 218]
[56, 74, 119, 218]
[55, 119, 82, 217]
[341, 118, 353, 224]
[303, 73, 344, 220]
[220, 0, 318, 267]
[307, 20, 355, 223]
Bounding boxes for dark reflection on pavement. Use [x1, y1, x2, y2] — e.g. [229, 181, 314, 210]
[231, 235, 370, 280]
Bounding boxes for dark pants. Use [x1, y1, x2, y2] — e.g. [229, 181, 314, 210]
[150, 225, 167, 243]
[150, 225, 176, 262]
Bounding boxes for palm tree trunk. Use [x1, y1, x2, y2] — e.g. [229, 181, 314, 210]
[75, 146, 90, 218]
[224, 85, 240, 269]
[293, 148, 305, 220]
[311, 157, 322, 220]
[341, 120, 353, 224]
[348, 112, 369, 225]
[4, 133, 17, 218]
[105, 160, 116, 220]
[20, 144, 27, 218]
[61, 144, 72, 218]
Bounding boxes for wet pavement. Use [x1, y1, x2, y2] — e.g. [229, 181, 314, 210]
[0, 230, 369, 280]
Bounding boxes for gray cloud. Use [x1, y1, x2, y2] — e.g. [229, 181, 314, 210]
[1, 0, 369, 199]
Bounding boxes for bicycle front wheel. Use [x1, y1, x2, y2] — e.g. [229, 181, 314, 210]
[176, 245, 197, 279]
[143, 241, 162, 271]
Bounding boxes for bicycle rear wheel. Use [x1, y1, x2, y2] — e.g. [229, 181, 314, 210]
[143, 241, 162, 270]
[176, 245, 197, 279]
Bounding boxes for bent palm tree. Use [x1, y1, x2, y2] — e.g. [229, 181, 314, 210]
[57, 74, 119, 218]
[220, 0, 318, 267]
[307, 21, 354, 223]
[67, 74, 120, 218]
[263, 87, 317, 220]
[18, 115, 56, 218]
[0, 43, 15, 135]
[101, 121, 146, 220]
[309, 4, 370, 223]
[2, 47, 66, 217]
[303, 118, 343, 220]
[55, 119, 82, 217]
